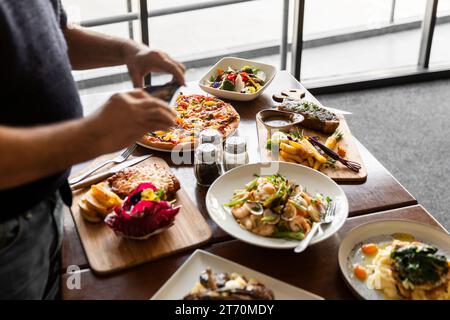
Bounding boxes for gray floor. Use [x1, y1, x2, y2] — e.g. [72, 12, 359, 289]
[316, 80, 450, 230]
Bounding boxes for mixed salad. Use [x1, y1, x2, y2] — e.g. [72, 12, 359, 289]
[224, 174, 331, 240]
[206, 66, 266, 94]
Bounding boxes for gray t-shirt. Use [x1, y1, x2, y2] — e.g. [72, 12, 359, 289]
[0, 0, 82, 221]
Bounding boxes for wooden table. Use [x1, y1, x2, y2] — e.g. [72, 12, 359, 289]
[62, 205, 445, 300]
[62, 71, 422, 299]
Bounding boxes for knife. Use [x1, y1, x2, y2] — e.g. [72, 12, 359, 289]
[71, 154, 152, 190]
[143, 81, 180, 103]
[318, 106, 352, 115]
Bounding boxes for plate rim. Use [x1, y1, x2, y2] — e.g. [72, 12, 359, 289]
[206, 161, 349, 249]
[151, 249, 324, 300]
[337, 218, 450, 300]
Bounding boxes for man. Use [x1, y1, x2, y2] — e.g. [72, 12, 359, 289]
[0, 0, 185, 299]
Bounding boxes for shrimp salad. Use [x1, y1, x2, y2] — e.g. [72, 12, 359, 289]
[224, 174, 331, 240]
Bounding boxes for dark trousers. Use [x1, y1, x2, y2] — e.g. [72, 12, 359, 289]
[0, 191, 64, 299]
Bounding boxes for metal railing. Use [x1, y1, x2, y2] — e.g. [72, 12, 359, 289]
[78, 0, 404, 72]
[75, 0, 445, 87]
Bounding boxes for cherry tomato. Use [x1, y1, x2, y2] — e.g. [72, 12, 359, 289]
[227, 73, 236, 82]
[354, 265, 367, 280]
[361, 243, 378, 255]
[240, 71, 249, 82]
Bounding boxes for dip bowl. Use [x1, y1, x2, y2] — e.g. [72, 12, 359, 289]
[256, 109, 304, 131]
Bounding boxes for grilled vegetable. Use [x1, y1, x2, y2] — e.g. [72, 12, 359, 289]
[325, 130, 343, 149]
[337, 144, 347, 157]
[184, 268, 274, 300]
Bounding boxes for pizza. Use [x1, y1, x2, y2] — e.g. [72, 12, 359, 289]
[139, 94, 240, 150]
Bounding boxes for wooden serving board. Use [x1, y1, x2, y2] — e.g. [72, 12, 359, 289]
[258, 115, 367, 183]
[69, 156, 212, 275]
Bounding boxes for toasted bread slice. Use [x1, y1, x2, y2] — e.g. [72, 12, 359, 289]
[84, 190, 113, 217]
[78, 198, 102, 223]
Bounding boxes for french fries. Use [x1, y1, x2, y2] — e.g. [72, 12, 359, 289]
[280, 150, 304, 163]
[302, 139, 327, 164]
[270, 130, 346, 172]
[313, 160, 321, 170]
[280, 142, 298, 155]
[287, 140, 310, 158]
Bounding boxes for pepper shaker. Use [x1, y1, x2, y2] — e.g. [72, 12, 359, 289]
[194, 143, 222, 187]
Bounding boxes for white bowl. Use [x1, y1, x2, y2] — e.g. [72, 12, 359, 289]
[198, 57, 277, 101]
[206, 162, 349, 249]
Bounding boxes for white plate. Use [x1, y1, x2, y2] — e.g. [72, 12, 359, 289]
[151, 249, 323, 300]
[136, 140, 195, 152]
[199, 57, 277, 101]
[206, 162, 349, 249]
[338, 219, 450, 300]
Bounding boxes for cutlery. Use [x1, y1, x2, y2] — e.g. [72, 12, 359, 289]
[294, 200, 337, 253]
[70, 154, 152, 190]
[69, 144, 136, 184]
[144, 81, 180, 103]
[272, 88, 352, 115]
[309, 137, 362, 172]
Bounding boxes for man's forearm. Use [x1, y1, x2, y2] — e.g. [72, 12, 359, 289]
[0, 117, 107, 190]
[63, 24, 141, 70]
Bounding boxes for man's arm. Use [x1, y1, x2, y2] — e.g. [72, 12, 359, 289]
[0, 116, 103, 190]
[0, 90, 175, 190]
[63, 24, 135, 70]
[63, 25, 185, 87]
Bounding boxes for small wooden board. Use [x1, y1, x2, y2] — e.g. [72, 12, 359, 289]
[70, 156, 212, 275]
[258, 115, 367, 183]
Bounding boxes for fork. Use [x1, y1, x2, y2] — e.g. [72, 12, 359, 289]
[69, 144, 137, 184]
[294, 200, 337, 253]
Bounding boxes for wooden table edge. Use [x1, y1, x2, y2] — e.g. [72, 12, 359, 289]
[62, 204, 446, 300]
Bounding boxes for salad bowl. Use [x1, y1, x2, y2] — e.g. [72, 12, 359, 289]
[199, 57, 277, 101]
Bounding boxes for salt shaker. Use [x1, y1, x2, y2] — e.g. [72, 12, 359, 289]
[198, 129, 223, 160]
[194, 143, 222, 187]
[224, 136, 249, 171]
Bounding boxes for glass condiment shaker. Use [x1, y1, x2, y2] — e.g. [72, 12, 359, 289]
[198, 128, 223, 161]
[224, 136, 249, 171]
[194, 143, 223, 187]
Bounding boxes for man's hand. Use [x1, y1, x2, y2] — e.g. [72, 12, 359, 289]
[0, 89, 176, 190]
[125, 46, 186, 88]
[90, 89, 176, 150]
